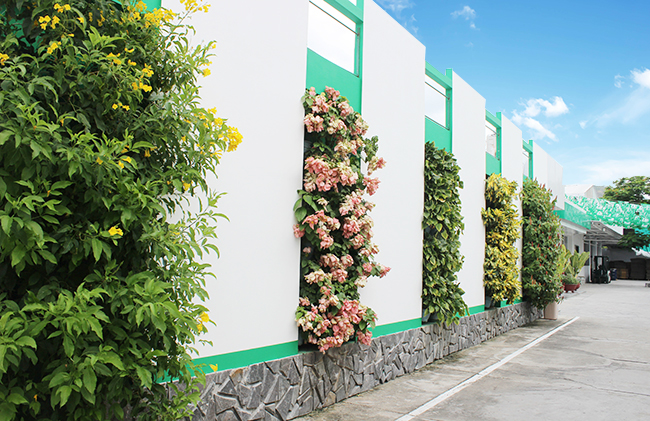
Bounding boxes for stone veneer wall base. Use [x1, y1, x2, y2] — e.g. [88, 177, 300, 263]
[190, 302, 543, 421]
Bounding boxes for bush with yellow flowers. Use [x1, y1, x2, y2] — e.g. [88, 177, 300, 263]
[0, 1, 239, 419]
[482, 173, 521, 305]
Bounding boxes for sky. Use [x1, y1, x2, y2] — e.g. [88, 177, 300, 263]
[375, 0, 650, 188]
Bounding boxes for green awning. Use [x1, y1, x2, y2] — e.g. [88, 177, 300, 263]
[566, 196, 650, 229]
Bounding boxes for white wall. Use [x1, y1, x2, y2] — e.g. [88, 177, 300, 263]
[501, 116, 524, 283]
[451, 72, 487, 309]
[360, 0, 426, 326]
[533, 142, 565, 210]
[164, 0, 309, 357]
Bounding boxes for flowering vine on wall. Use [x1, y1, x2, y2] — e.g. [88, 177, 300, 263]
[293, 87, 390, 353]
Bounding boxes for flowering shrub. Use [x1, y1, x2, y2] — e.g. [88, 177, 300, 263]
[294, 87, 389, 352]
[422, 142, 467, 324]
[482, 174, 521, 304]
[521, 178, 563, 308]
[0, 1, 238, 420]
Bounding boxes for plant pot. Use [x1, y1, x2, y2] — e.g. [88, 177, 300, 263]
[544, 301, 558, 320]
[563, 283, 580, 293]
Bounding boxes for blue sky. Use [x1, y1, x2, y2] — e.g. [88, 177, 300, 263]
[375, 0, 650, 187]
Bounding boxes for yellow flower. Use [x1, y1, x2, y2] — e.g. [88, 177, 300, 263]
[46, 42, 60, 54]
[209, 364, 218, 372]
[108, 226, 123, 236]
[127, 60, 136, 66]
[51, 15, 60, 28]
[182, 182, 191, 191]
[125, 47, 134, 53]
[197, 323, 204, 332]
[202, 68, 211, 77]
[0, 53, 8, 66]
[39, 15, 51, 30]
[142, 65, 154, 77]
[121, 156, 132, 164]
[96, 157, 103, 165]
[118, 161, 124, 169]
[113, 58, 122, 65]
[112, 103, 119, 110]
[122, 104, 130, 111]
[141, 84, 152, 92]
[144, 149, 151, 157]
[200, 312, 210, 323]
[208, 107, 217, 114]
[77, 16, 84, 24]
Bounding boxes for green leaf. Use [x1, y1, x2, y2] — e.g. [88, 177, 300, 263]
[82, 368, 97, 394]
[15, 336, 36, 349]
[10, 245, 25, 268]
[91, 238, 103, 262]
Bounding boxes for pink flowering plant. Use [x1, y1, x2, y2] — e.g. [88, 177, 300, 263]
[293, 87, 390, 352]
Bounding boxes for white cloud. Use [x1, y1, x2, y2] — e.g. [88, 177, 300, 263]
[376, 0, 414, 14]
[470, 22, 477, 29]
[578, 154, 650, 186]
[614, 74, 624, 88]
[511, 111, 558, 142]
[631, 68, 650, 89]
[579, 120, 587, 129]
[451, 6, 476, 20]
[595, 70, 650, 127]
[521, 97, 569, 118]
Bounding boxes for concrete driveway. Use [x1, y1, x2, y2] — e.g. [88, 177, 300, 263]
[297, 280, 650, 421]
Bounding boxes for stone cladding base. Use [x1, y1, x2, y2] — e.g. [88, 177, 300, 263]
[190, 302, 542, 421]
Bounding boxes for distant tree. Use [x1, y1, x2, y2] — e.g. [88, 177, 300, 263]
[603, 176, 650, 204]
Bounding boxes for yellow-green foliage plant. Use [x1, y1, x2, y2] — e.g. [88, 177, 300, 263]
[482, 174, 521, 304]
[521, 179, 564, 309]
[0, 1, 240, 420]
[422, 142, 467, 324]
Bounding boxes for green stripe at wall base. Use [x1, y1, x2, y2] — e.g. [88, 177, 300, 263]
[193, 341, 299, 374]
[370, 318, 421, 337]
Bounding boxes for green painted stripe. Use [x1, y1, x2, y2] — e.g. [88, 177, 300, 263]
[193, 341, 299, 373]
[468, 305, 485, 315]
[486, 153, 501, 175]
[323, 0, 363, 23]
[306, 49, 362, 111]
[425, 117, 451, 151]
[486, 110, 501, 128]
[425, 62, 452, 89]
[371, 318, 421, 337]
[522, 139, 533, 153]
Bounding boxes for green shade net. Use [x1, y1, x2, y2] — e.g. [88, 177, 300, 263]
[566, 196, 650, 229]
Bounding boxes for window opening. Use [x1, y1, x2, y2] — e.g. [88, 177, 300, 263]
[485, 121, 497, 157]
[308, 0, 358, 74]
[425, 75, 448, 128]
[522, 150, 530, 177]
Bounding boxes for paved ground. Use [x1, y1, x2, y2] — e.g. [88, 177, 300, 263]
[297, 280, 650, 421]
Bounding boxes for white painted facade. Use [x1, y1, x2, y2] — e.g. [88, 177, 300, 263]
[359, 1, 426, 326]
[501, 116, 524, 281]
[160, 0, 568, 363]
[451, 72, 487, 309]
[533, 142, 565, 210]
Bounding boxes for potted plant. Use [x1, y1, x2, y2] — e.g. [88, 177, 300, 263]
[561, 248, 590, 293]
[562, 274, 581, 293]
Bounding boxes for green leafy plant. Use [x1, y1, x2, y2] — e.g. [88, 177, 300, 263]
[0, 1, 240, 419]
[293, 87, 389, 352]
[421, 142, 467, 324]
[482, 173, 521, 304]
[559, 246, 589, 285]
[521, 179, 563, 309]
